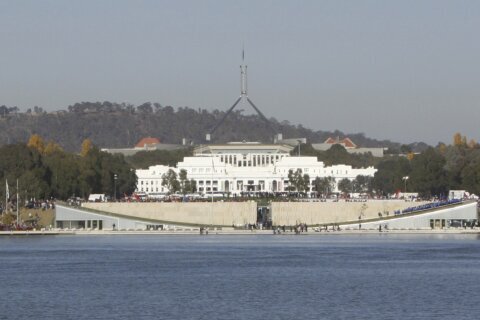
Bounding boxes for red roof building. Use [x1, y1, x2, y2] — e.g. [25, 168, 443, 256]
[324, 137, 357, 149]
[135, 137, 161, 149]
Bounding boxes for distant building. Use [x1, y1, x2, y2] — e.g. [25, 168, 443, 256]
[135, 141, 376, 196]
[312, 136, 386, 157]
[102, 137, 188, 156]
[135, 137, 161, 149]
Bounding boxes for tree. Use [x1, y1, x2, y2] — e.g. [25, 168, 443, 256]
[437, 142, 447, 155]
[313, 177, 334, 197]
[179, 169, 189, 195]
[409, 148, 448, 198]
[125, 149, 193, 169]
[323, 144, 351, 166]
[354, 175, 373, 194]
[27, 134, 45, 154]
[44, 141, 63, 155]
[182, 179, 197, 195]
[287, 169, 309, 193]
[161, 169, 180, 194]
[137, 102, 153, 114]
[453, 132, 463, 146]
[468, 139, 478, 149]
[372, 157, 411, 196]
[338, 178, 352, 195]
[81, 139, 93, 157]
[400, 144, 412, 154]
[299, 173, 310, 193]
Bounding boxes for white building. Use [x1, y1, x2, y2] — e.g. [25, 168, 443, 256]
[135, 142, 377, 196]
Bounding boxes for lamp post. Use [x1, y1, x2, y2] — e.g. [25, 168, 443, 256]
[210, 155, 214, 229]
[114, 174, 118, 201]
[402, 176, 409, 194]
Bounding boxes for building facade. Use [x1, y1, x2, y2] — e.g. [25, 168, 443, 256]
[312, 136, 386, 157]
[135, 142, 377, 196]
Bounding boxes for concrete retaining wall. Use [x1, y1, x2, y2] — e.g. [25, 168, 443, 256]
[271, 200, 429, 225]
[83, 202, 257, 226]
[83, 200, 435, 227]
[342, 202, 478, 230]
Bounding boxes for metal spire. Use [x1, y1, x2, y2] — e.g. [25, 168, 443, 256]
[206, 48, 277, 142]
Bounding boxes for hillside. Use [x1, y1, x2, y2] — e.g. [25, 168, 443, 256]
[0, 102, 427, 152]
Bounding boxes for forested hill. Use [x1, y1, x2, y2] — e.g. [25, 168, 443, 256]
[0, 102, 427, 152]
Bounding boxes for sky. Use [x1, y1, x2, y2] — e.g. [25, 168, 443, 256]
[1, 0, 479, 145]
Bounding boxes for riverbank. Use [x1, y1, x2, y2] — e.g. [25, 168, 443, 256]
[2, 229, 480, 236]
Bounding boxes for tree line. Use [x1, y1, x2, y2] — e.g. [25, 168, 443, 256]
[1, 132, 478, 203]
[291, 133, 480, 198]
[0, 101, 420, 153]
[0, 135, 136, 208]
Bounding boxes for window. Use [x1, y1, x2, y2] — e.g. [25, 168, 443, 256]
[248, 180, 254, 185]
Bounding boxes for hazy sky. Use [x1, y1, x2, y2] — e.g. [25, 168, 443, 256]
[1, 0, 479, 145]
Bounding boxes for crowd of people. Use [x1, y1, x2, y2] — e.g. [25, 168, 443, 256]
[395, 198, 463, 216]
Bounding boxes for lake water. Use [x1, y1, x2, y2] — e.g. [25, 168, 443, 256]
[1, 234, 480, 320]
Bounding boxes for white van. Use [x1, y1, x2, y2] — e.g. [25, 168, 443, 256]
[88, 194, 106, 202]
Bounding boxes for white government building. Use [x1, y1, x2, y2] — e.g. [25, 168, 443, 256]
[135, 142, 376, 197]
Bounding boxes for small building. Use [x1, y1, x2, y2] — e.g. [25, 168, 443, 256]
[312, 136, 386, 157]
[101, 137, 189, 156]
[135, 137, 161, 149]
[55, 204, 166, 230]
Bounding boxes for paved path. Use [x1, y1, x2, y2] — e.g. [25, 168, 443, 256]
[2, 229, 480, 236]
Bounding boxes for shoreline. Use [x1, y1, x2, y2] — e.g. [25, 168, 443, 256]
[2, 229, 480, 236]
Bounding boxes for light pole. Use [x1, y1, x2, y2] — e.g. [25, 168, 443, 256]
[402, 176, 409, 194]
[210, 155, 215, 229]
[114, 174, 118, 201]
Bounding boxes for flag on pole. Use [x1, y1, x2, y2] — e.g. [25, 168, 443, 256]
[5, 179, 9, 200]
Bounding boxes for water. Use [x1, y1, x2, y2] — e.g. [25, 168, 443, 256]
[1, 234, 480, 320]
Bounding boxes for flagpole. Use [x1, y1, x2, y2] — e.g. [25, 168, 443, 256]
[5, 179, 8, 216]
[16, 179, 19, 225]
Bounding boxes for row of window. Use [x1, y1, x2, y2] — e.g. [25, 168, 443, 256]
[218, 154, 284, 167]
[145, 167, 351, 178]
